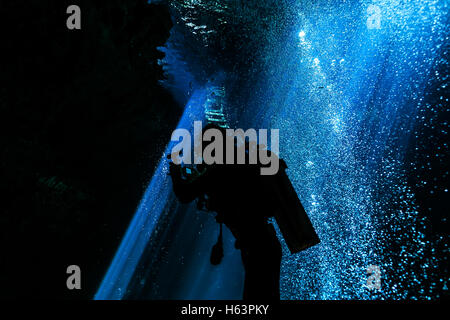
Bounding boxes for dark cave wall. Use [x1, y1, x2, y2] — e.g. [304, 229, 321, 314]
[0, 1, 180, 298]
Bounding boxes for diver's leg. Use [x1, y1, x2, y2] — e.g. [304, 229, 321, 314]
[241, 223, 282, 300]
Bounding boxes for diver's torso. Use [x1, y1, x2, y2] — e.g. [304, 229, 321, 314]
[201, 163, 277, 248]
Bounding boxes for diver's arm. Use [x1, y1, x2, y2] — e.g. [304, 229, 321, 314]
[168, 162, 203, 203]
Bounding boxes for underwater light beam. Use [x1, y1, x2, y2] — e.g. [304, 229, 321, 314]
[94, 88, 208, 300]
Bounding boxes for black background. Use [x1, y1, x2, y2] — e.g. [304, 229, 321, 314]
[1, 0, 180, 299]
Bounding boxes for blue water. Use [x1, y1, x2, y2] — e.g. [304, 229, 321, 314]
[96, 0, 448, 300]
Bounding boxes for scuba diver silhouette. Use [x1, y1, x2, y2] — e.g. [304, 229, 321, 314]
[168, 123, 319, 300]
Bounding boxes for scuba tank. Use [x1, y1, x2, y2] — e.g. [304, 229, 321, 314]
[270, 159, 320, 253]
